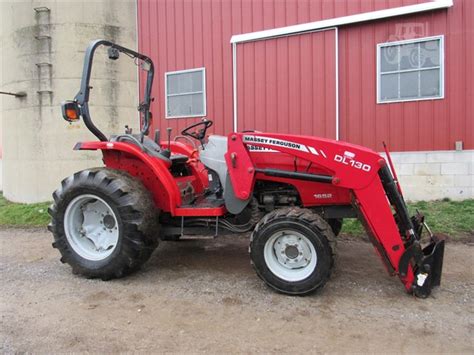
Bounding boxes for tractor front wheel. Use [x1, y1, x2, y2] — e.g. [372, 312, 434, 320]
[49, 168, 159, 280]
[250, 208, 335, 295]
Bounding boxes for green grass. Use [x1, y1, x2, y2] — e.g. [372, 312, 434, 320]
[0, 193, 473, 239]
[0, 194, 51, 227]
[341, 198, 474, 240]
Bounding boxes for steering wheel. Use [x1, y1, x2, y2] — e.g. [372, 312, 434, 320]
[181, 119, 213, 144]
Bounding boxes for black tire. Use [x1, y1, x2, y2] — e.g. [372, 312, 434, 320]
[328, 218, 343, 236]
[249, 207, 336, 295]
[48, 168, 159, 280]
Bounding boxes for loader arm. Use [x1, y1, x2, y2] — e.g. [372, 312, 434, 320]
[226, 132, 445, 297]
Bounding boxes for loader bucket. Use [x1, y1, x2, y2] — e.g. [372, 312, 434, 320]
[412, 236, 445, 298]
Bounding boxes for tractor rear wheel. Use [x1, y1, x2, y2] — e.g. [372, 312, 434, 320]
[49, 168, 159, 280]
[250, 207, 336, 295]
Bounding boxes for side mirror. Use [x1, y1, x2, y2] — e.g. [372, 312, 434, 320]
[140, 60, 151, 72]
[108, 47, 120, 60]
[61, 101, 81, 122]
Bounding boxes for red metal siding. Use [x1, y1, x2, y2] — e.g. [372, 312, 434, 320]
[138, 0, 473, 151]
[238, 30, 336, 137]
[338, 0, 474, 151]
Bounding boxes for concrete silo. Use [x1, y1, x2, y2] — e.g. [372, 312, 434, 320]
[0, 0, 139, 202]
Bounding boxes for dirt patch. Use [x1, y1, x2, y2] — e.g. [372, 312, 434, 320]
[1, 228, 473, 353]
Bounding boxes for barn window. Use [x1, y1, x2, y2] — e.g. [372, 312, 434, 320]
[165, 68, 206, 118]
[377, 36, 444, 103]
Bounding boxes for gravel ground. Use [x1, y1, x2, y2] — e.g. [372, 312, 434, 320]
[1, 228, 473, 353]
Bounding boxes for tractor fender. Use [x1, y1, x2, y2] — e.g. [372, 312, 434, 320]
[165, 140, 196, 157]
[74, 141, 181, 214]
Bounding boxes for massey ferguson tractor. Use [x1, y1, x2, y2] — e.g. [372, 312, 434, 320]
[50, 40, 445, 297]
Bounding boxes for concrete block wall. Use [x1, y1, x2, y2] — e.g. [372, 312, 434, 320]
[381, 150, 473, 201]
[1, 0, 139, 203]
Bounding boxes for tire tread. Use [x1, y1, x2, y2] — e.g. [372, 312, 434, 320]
[49, 168, 159, 280]
[249, 207, 337, 295]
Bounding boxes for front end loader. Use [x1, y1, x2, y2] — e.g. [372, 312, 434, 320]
[49, 39, 445, 297]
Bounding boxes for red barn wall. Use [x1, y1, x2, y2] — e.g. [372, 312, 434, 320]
[338, 0, 473, 151]
[137, 0, 473, 152]
[237, 29, 337, 138]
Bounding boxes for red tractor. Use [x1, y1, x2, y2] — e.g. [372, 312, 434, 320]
[50, 40, 444, 297]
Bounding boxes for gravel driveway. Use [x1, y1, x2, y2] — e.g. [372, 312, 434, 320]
[1, 228, 472, 353]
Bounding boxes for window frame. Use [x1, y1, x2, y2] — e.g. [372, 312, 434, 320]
[164, 67, 207, 119]
[376, 35, 444, 104]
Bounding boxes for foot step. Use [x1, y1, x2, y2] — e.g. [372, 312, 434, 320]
[180, 235, 216, 240]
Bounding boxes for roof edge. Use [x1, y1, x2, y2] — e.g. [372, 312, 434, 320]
[230, 0, 453, 44]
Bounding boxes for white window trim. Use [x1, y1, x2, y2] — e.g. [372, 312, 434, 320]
[376, 35, 445, 104]
[165, 67, 207, 119]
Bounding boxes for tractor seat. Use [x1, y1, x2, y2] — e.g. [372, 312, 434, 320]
[109, 134, 171, 164]
[170, 154, 188, 165]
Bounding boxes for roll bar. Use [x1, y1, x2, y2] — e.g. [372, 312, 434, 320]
[74, 39, 154, 142]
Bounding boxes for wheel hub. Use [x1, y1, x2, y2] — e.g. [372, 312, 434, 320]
[263, 229, 318, 282]
[285, 245, 299, 259]
[103, 214, 116, 229]
[273, 233, 312, 269]
[64, 194, 119, 261]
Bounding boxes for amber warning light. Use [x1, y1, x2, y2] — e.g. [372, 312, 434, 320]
[61, 101, 81, 123]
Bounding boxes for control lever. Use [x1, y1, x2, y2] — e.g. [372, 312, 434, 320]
[167, 127, 172, 148]
[161, 127, 172, 159]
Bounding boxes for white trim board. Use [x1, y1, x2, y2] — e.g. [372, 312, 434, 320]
[230, 0, 453, 44]
[232, 43, 238, 134]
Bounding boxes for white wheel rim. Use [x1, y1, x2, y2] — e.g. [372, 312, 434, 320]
[263, 230, 317, 282]
[64, 194, 119, 261]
